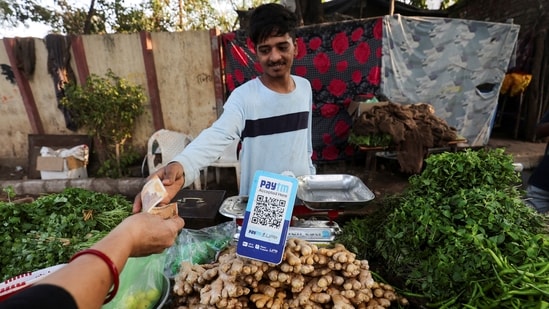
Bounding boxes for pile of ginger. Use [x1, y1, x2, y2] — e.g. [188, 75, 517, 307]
[172, 238, 408, 309]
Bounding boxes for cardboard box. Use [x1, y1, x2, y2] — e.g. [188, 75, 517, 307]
[36, 156, 88, 180]
[28, 135, 91, 179]
[35, 156, 64, 171]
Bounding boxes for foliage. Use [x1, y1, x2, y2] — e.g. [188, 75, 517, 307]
[180, 0, 226, 31]
[2, 186, 15, 203]
[97, 147, 142, 178]
[336, 148, 549, 308]
[1, 0, 55, 27]
[1, 0, 105, 34]
[0, 188, 132, 281]
[2, 0, 461, 35]
[1, 0, 275, 35]
[61, 69, 146, 177]
[113, 0, 174, 33]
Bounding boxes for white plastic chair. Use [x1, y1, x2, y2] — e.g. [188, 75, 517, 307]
[145, 129, 202, 189]
[202, 139, 240, 190]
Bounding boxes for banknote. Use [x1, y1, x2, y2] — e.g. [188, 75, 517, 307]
[141, 175, 168, 213]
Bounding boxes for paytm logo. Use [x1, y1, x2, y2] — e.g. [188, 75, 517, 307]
[260, 179, 289, 193]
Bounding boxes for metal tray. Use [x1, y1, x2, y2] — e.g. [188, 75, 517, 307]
[297, 174, 375, 210]
[219, 195, 248, 219]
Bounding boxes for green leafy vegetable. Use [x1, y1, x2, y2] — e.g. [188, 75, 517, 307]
[348, 132, 393, 147]
[336, 148, 549, 308]
[0, 188, 132, 280]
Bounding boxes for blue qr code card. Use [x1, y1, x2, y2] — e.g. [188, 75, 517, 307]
[236, 170, 298, 264]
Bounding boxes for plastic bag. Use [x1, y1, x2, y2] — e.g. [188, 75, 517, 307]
[102, 252, 166, 309]
[164, 220, 236, 278]
[40, 144, 89, 162]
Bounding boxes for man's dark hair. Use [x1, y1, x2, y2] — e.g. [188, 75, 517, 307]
[248, 3, 298, 46]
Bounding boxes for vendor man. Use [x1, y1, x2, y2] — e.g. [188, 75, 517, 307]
[133, 3, 316, 212]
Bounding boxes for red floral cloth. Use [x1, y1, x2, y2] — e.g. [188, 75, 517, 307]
[221, 18, 383, 161]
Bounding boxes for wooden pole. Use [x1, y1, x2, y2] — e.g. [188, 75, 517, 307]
[390, 0, 395, 15]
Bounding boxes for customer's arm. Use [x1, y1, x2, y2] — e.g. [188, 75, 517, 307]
[35, 213, 184, 309]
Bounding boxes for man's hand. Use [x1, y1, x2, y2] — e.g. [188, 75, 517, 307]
[133, 162, 185, 213]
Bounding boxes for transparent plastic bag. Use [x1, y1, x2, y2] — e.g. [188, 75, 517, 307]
[164, 220, 236, 278]
[102, 252, 166, 309]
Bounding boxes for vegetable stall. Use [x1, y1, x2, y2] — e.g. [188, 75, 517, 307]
[1, 148, 548, 308]
[336, 148, 549, 308]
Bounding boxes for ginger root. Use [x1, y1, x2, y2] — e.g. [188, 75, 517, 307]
[172, 238, 408, 308]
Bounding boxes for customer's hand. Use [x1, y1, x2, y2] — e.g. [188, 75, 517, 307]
[11, 212, 185, 309]
[113, 212, 185, 257]
[133, 162, 185, 213]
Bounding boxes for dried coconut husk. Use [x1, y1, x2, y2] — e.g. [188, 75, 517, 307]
[352, 102, 458, 174]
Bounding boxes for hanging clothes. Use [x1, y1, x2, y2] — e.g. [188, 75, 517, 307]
[14, 37, 36, 79]
[45, 34, 78, 131]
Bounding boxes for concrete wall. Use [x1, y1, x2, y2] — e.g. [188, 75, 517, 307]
[0, 30, 221, 168]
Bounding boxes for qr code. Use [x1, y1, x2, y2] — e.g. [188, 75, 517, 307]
[250, 194, 286, 228]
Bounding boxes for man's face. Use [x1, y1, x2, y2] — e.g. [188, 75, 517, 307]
[255, 33, 297, 80]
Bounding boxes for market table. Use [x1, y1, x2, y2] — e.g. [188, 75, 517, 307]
[358, 138, 467, 172]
